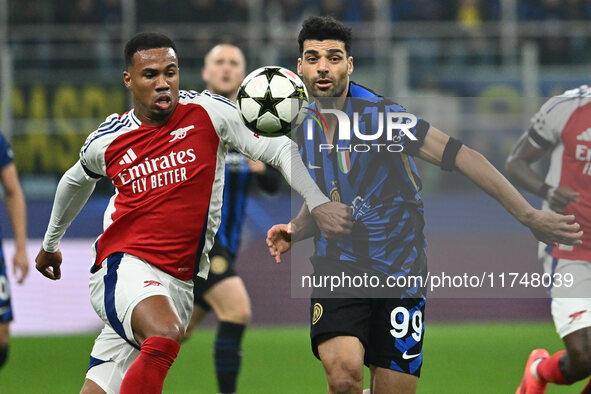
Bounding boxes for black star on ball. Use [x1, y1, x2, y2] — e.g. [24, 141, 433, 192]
[254, 89, 284, 118]
[261, 67, 284, 82]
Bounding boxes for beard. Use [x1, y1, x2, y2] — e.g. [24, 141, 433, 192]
[307, 77, 347, 99]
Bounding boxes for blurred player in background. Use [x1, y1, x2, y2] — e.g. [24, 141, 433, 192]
[266, 16, 583, 394]
[0, 131, 28, 370]
[185, 43, 280, 394]
[506, 86, 591, 394]
[34, 32, 350, 394]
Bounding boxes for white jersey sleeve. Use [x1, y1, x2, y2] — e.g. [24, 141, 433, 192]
[191, 92, 270, 160]
[79, 113, 118, 178]
[529, 85, 591, 149]
[188, 91, 330, 211]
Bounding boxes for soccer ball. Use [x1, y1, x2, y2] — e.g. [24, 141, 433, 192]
[237, 66, 310, 137]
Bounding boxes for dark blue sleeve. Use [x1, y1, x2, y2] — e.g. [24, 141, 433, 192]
[0, 133, 14, 168]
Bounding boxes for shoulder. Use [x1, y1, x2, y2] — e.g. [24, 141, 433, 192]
[540, 85, 591, 116]
[179, 89, 237, 109]
[349, 81, 405, 111]
[81, 111, 140, 154]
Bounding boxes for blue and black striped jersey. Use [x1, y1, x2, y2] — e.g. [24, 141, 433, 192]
[216, 151, 253, 258]
[215, 151, 280, 260]
[0, 132, 13, 243]
[296, 82, 429, 279]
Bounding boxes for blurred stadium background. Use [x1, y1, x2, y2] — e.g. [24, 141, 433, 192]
[0, 0, 589, 392]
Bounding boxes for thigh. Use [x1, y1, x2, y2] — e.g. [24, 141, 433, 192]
[366, 297, 426, 377]
[0, 256, 13, 323]
[86, 325, 140, 394]
[89, 253, 193, 346]
[317, 335, 365, 375]
[89, 253, 171, 346]
[193, 246, 236, 311]
[0, 322, 8, 347]
[310, 298, 372, 360]
[545, 258, 591, 338]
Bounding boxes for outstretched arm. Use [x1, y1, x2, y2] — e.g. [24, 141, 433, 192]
[35, 161, 99, 280]
[417, 126, 582, 246]
[0, 163, 28, 284]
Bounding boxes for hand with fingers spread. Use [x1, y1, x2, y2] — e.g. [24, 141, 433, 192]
[35, 248, 63, 280]
[310, 202, 353, 240]
[546, 186, 580, 213]
[266, 223, 293, 264]
[521, 210, 583, 246]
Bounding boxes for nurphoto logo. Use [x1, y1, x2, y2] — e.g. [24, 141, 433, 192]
[305, 107, 418, 153]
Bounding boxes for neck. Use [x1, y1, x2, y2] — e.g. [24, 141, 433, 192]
[134, 105, 173, 127]
[314, 87, 349, 145]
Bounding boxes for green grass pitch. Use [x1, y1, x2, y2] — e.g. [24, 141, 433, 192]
[0, 323, 586, 393]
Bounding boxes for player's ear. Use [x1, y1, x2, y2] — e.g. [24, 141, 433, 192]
[347, 56, 354, 75]
[297, 58, 303, 76]
[123, 71, 132, 89]
[201, 67, 208, 83]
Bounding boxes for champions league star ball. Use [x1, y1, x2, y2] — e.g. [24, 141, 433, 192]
[237, 66, 310, 137]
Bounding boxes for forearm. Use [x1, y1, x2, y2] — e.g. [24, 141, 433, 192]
[259, 137, 330, 211]
[505, 157, 547, 199]
[291, 203, 319, 242]
[456, 146, 535, 223]
[43, 161, 97, 252]
[5, 188, 27, 250]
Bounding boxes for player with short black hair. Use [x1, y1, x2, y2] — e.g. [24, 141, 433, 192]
[298, 15, 352, 56]
[267, 16, 583, 394]
[35, 31, 352, 394]
[124, 32, 177, 68]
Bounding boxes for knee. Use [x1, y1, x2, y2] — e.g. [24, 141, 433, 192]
[144, 322, 185, 345]
[234, 306, 252, 325]
[218, 305, 251, 325]
[325, 360, 364, 394]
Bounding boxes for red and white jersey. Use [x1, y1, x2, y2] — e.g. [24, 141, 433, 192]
[80, 90, 269, 280]
[529, 85, 591, 261]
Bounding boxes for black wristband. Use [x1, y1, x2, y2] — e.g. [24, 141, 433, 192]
[539, 183, 551, 199]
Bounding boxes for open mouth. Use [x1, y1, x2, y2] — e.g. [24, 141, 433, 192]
[315, 78, 333, 90]
[155, 95, 172, 110]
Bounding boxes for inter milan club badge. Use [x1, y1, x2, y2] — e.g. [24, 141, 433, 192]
[330, 181, 341, 202]
[312, 303, 323, 325]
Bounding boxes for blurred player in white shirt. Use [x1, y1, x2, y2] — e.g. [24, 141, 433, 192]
[507, 85, 591, 394]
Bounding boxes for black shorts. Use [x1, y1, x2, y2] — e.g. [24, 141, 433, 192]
[193, 242, 237, 311]
[310, 297, 426, 377]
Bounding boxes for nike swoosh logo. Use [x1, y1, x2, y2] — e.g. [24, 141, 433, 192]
[308, 161, 321, 169]
[402, 351, 420, 360]
[0, 306, 10, 315]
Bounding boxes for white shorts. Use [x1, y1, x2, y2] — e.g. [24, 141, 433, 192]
[85, 253, 193, 394]
[543, 254, 591, 338]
